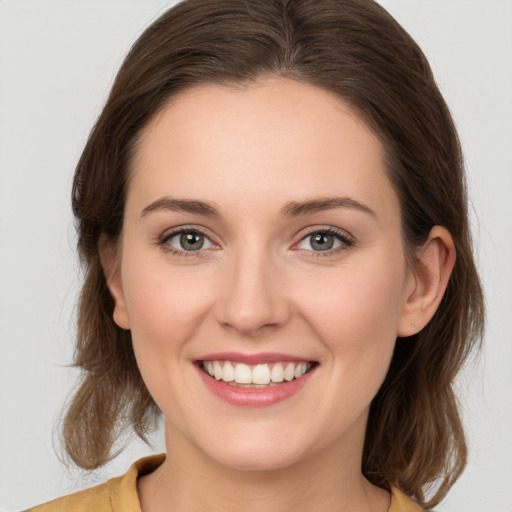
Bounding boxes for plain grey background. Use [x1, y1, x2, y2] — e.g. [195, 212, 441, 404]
[0, 1, 511, 511]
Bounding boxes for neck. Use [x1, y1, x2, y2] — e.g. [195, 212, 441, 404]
[138, 422, 390, 512]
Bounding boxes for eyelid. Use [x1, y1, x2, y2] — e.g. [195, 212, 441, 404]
[292, 226, 355, 255]
[156, 224, 355, 258]
[158, 225, 220, 256]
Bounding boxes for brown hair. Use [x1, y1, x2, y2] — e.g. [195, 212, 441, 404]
[63, 0, 484, 508]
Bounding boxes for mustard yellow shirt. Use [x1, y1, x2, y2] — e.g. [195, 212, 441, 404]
[26, 454, 425, 512]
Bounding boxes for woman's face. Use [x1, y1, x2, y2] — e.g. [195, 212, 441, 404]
[108, 77, 416, 471]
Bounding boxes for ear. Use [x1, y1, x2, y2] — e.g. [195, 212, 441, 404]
[98, 234, 130, 330]
[397, 226, 456, 337]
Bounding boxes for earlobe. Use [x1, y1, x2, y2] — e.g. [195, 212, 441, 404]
[98, 234, 130, 330]
[397, 226, 456, 337]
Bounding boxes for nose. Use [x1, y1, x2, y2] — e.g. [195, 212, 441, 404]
[214, 245, 291, 336]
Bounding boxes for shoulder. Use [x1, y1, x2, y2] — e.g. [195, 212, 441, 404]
[24, 479, 116, 512]
[389, 486, 426, 512]
[24, 454, 166, 512]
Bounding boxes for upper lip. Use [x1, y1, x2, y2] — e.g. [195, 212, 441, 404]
[196, 352, 315, 365]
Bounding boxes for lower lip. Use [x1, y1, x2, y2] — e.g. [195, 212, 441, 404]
[196, 364, 317, 407]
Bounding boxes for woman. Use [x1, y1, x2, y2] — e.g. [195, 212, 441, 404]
[26, 0, 484, 510]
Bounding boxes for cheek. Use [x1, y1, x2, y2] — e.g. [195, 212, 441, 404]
[292, 253, 407, 390]
[299, 263, 405, 345]
[119, 253, 219, 404]
[119, 257, 220, 418]
[120, 252, 218, 358]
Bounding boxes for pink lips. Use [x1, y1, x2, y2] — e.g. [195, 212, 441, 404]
[197, 352, 311, 364]
[195, 352, 317, 408]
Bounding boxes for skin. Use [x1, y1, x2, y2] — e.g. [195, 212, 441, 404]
[102, 76, 455, 512]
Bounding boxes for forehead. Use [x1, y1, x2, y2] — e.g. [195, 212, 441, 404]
[128, 77, 396, 220]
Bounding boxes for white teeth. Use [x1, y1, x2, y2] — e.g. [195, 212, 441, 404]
[252, 364, 271, 385]
[234, 363, 252, 384]
[202, 360, 313, 386]
[270, 363, 284, 383]
[222, 361, 235, 382]
[293, 362, 309, 379]
[213, 361, 223, 380]
[284, 362, 295, 381]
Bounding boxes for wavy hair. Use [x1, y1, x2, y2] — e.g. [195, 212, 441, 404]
[62, 0, 484, 508]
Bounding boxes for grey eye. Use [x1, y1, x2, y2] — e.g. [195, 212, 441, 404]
[167, 231, 213, 251]
[310, 233, 335, 251]
[297, 232, 344, 252]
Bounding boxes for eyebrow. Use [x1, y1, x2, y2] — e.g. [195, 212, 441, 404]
[279, 197, 376, 218]
[141, 198, 220, 218]
[140, 196, 375, 219]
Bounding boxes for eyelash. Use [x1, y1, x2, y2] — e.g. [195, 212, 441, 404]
[295, 227, 355, 257]
[158, 226, 355, 258]
[158, 227, 215, 258]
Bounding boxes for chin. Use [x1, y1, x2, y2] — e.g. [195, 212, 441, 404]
[192, 427, 314, 472]
[209, 446, 303, 472]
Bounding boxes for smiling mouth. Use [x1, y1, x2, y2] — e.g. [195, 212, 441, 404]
[198, 360, 318, 388]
